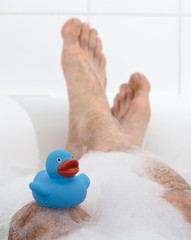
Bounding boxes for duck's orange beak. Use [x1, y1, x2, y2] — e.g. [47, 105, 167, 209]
[57, 159, 79, 177]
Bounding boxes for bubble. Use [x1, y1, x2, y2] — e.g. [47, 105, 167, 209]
[1, 151, 191, 240]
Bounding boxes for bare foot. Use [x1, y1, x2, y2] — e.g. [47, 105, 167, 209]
[8, 201, 89, 240]
[111, 73, 151, 146]
[61, 18, 109, 157]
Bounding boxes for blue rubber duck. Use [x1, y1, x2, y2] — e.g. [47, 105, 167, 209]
[29, 149, 90, 208]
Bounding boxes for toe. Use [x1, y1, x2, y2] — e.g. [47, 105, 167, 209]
[111, 83, 134, 121]
[126, 84, 133, 100]
[120, 83, 128, 97]
[80, 23, 90, 48]
[89, 29, 98, 53]
[95, 38, 103, 57]
[124, 84, 133, 111]
[61, 18, 82, 45]
[129, 73, 151, 94]
[118, 99, 126, 120]
[111, 94, 120, 118]
[99, 55, 106, 68]
[118, 84, 128, 119]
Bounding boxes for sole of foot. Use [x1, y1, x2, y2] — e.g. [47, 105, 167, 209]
[61, 18, 109, 157]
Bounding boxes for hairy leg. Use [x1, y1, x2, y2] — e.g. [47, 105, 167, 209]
[61, 19, 191, 224]
[8, 202, 89, 240]
[62, 18, 108, 158]
[110, 74, 191, 222]
[8, 18, 191, 240]
[61, 19, 131, 156]
[146, 157, 191, 222]
[110, 75, 191, 222]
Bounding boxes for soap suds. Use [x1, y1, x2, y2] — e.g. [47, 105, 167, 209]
[1, 151, 191, 240]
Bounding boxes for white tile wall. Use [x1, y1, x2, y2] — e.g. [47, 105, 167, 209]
[0, 1, 191, 97]
[0, 0, 88, 13]
[90, 16, 179, 99]
[90, 0, 179, 14]
[0, 16, 87, 95]
[182, 0, 191, 14]
[181, 17, 191, 94]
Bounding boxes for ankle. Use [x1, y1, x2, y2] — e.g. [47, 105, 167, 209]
[78, 108, 110, 143]
[82, 112, 132, 151]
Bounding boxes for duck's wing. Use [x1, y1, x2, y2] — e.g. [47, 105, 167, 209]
[29, 182, 50, 197]
[34, 170, 47, 181]
[77, 173, 90, 188]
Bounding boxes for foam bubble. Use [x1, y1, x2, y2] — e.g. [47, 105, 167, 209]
[1, 151, 191, 240]
[64, 151, 191, 240]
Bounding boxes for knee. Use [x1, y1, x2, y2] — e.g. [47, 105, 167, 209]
[8, 201, 89, 240]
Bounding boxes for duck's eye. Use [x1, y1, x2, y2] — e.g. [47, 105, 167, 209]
[57, 158, 62, 163]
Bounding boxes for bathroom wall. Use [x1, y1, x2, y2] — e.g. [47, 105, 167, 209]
[0, 1, 191, 182]
[0, 0, 191, 102]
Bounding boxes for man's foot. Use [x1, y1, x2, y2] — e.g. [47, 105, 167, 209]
[111, 73, 151, 146]
[61, 18, 110, 156]
[62, 18, 107, 90]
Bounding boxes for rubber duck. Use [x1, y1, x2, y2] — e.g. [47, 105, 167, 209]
[29, 149, 90, 208]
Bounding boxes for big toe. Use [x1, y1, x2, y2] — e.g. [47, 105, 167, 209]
[129, 73, 150, 97]
[61, 18, 82, 46]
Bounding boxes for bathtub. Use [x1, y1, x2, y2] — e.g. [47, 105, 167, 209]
[0, 94, 191, 239]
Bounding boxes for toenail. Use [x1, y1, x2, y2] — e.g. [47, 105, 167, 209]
[131, 73, 140, 81]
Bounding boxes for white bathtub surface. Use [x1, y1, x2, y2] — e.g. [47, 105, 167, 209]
[0, 96, 40, 170]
